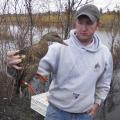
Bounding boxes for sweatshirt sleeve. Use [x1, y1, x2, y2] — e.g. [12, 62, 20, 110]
[95, 50, 113, 105]
[37, 43, 60, 76]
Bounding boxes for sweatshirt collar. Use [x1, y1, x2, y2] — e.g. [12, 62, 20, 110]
[69, 29, 101, 53]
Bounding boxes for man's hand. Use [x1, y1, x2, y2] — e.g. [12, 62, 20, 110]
[87, 103, 99, 117]
[7, 50, 25, 70]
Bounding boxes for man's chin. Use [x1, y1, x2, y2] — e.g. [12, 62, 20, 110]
[79, 37, 91, 42]
[76, 34, 92, 42]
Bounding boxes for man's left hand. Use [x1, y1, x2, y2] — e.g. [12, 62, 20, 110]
[87, 103, 99, 116]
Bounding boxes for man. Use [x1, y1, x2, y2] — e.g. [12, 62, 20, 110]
[7, 4, 113, 120]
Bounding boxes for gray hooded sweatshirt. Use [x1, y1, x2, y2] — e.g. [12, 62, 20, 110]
[37, 29, 113, 113]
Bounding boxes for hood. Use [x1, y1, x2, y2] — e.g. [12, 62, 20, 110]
[68, 29, 101, 53]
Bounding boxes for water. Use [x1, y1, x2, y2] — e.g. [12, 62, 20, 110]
[0, 26, 119, 70]
[96, 31, 120, 49]
[8, 25, 119, 47]
[9, 25, 63, 45]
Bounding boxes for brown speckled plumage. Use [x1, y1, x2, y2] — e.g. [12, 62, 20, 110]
[15, 32, 67, 94]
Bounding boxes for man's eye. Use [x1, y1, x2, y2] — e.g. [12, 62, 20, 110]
[78, 20, 93, 25]
[78, 21, 83, 24]
[87, 21, 93, 25]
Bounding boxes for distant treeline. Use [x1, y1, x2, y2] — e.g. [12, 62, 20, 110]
[0, 11, 119, 30]
[0, 12, 63, 28]
[100, 11, 120, 31]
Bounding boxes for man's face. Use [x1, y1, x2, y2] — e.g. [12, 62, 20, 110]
[75, 15, 99, 43]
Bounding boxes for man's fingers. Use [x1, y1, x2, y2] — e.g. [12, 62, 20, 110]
[8, 59, 22, 65]
[12, 65, 23, 70]
[88, 111, 94, 116]
[7, 55, 25, 63]
[21, 55, 26, 59]
[13, 55, 21, 59]
[87, 108, 92, 115]
[7, 50, 19, 57]
[6, 50, 25, 70]
[7, 55, 21, 61]
[87, 104, 99, 116]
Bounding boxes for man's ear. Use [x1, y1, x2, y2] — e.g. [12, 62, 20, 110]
[97, 21, 102, 28]
[96, 21, 102, 31]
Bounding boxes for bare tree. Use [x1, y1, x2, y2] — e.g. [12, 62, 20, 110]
[57, 0, 94, 39]
[25, 0, 34, 45]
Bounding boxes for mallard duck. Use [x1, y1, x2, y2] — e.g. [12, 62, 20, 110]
[15, 32, 67, 96]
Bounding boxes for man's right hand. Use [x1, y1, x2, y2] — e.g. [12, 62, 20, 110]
[7, 50, 25, 70]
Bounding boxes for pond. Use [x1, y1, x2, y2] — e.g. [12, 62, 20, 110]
[7, 25, 120, 48]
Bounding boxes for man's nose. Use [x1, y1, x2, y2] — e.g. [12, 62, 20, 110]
[81, 24, 87, 31]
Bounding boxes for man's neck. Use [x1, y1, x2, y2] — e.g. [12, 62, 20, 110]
[76, 35, 93, 46]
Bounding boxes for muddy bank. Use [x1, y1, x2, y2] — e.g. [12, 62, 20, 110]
[0, 95, 44, 120]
